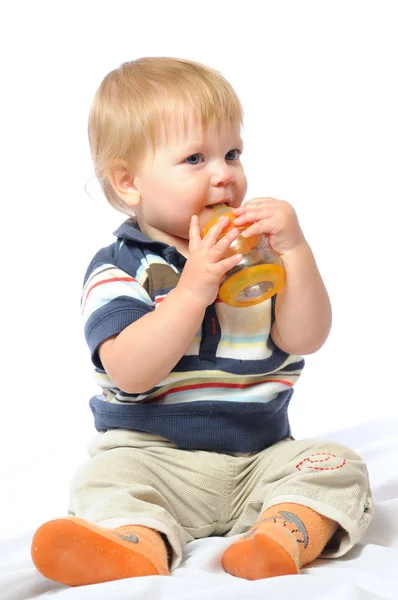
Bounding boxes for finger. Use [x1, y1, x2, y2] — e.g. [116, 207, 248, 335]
[241, 223, 272, 237]
[233, 198, 276, 213]
[233, 210, 273, 227]
[189, 215, 201, 251]
[209, 227, 240, 258]
[214, 252, 243, 276]
[201, 216, 230, 248]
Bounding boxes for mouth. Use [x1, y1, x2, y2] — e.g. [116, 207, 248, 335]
[200, 203, 230, 233]
[207, 199, 231, 211]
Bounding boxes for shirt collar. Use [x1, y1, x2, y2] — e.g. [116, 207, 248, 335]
[113, 219, 186, 268]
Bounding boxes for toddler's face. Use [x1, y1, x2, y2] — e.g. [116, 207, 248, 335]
[133, 116, 247, 250]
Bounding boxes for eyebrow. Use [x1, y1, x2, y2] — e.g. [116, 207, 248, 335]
[178, 139, 244, 155]
[178, 142, 206, 154]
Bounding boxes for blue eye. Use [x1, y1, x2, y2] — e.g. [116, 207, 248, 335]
[185, 153, 203, 165]
[225, 149, 241, 160]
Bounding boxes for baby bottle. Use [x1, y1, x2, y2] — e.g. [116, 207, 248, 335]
[201, 204, 285, 307]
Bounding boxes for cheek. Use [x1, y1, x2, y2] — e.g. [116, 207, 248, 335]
[239, 173, 248, 196]
[177, 180, 206, 206]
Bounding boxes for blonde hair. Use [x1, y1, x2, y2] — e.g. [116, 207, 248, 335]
[88, 57, 244, 215]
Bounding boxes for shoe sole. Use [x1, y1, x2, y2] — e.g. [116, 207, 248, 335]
[31, 517, 161, 586]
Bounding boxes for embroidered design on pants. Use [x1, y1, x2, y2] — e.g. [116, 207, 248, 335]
[296, 452, 347, 472]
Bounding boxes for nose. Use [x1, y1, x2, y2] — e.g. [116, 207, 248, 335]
[210, 161, 234, 187]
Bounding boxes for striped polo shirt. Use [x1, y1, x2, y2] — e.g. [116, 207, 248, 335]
[82, 219, 305, 453]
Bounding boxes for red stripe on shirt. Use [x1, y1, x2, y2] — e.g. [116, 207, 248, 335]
[147, 378, 293, 403]
[82, 276, 137, 314]
[154, 296, 166, 306]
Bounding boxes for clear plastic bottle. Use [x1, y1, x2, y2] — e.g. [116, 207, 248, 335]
[201, 204, 285, 307]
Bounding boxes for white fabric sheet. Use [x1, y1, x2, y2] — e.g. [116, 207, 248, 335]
[1, 418, 397, 600]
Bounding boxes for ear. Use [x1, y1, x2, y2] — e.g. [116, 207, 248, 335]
[108, 160, 141, 208]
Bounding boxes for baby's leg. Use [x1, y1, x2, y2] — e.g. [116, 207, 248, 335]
[32, 434, 184, 585]
[222, 439, 374, 580]
[32, 429, 225, 586]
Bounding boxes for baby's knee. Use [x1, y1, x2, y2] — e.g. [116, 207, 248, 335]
[311, 441, 365, 463]
[293, 440, 370, 480]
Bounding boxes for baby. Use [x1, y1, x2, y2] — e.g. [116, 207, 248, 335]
[31, 57, 374, 586]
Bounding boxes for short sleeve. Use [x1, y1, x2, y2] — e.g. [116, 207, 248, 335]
[81, 262, 154, 370]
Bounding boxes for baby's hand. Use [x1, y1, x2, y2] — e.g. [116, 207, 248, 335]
[232, 198, 306, 256]
[177, 215, 242, 307]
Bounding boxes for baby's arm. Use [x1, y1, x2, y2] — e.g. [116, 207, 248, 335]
[99, 216, 242, 393]
[99, 286, 205, 393]
[270, 242, 331, 355]
[233, 199, 332, 355]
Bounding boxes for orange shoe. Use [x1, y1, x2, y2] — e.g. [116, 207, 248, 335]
[222, 520, 300, 580]
[31, 517, 169, 586]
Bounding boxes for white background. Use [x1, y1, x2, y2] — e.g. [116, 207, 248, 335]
[1, 1, 397, 540]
